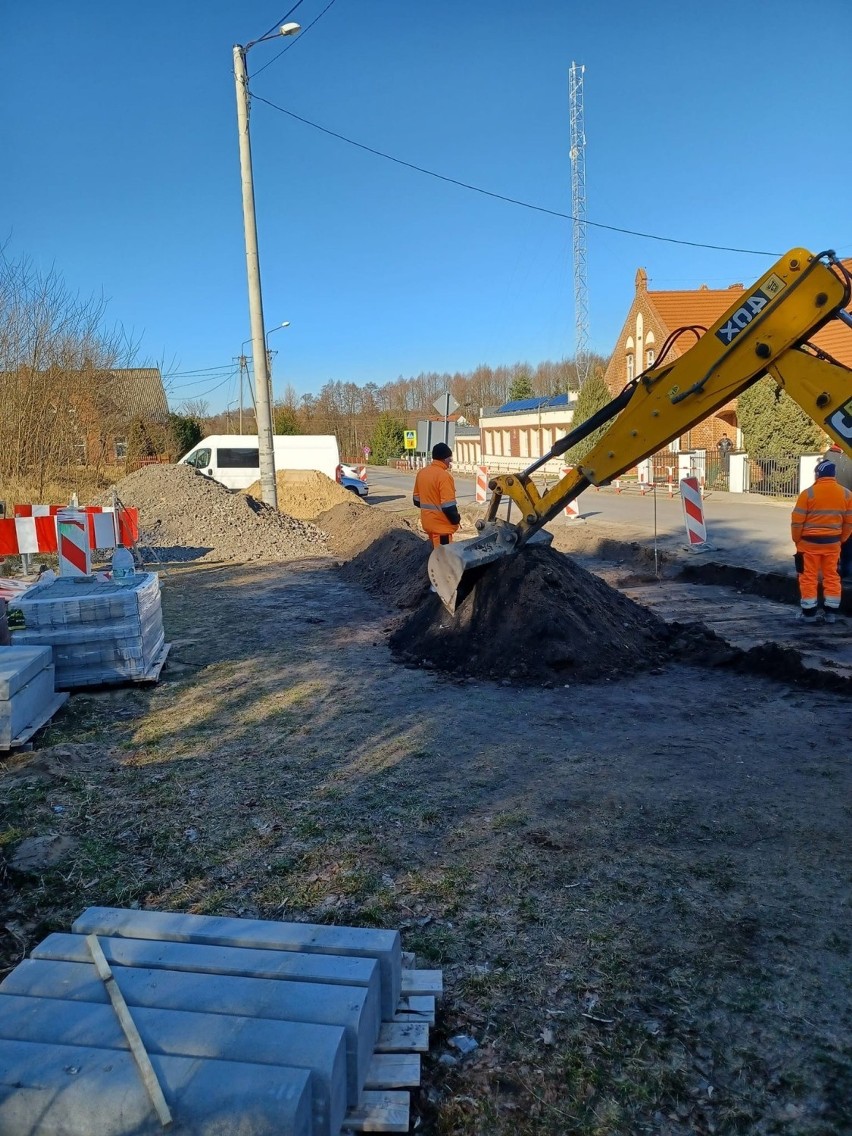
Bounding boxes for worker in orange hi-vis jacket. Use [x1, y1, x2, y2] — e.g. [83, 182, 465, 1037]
[791, 458, 852, 624]
[413, 443, 461, 548]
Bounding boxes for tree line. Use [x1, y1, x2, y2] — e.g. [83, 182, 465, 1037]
[183, 354, 610, 463]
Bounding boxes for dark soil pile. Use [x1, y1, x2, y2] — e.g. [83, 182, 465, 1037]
[316, 499, 415, 560]
[317, 501, 432, 609]
[389, 544, 671, 683]
[322, 502, 433, 608]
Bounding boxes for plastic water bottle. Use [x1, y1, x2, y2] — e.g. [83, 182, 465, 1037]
[111, 545, 136, 585]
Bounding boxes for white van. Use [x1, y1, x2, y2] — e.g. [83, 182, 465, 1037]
[179, 434, 340, 490]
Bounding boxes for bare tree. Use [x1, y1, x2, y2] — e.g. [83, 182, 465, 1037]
[0, 253, 136, 491]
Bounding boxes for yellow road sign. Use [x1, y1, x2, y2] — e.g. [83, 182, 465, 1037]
[404, 430, 417, 450]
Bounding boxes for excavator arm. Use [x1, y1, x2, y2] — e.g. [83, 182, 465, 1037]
[430, 248, 852, 611]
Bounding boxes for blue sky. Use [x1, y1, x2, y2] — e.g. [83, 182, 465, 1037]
[4, 1, 851, 412]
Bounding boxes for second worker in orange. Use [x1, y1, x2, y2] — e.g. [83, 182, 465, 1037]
[413, 443, 461, 548]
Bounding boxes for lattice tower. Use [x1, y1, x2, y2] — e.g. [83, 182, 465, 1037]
[569, 61, 590, 386]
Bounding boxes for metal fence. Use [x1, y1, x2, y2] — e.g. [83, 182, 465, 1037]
[743, 456, 800, 497]
[648, 451, 730, 491]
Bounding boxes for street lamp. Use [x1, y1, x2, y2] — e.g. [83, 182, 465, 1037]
[265, 321, 290, 403]
[233, 22, 300, 508]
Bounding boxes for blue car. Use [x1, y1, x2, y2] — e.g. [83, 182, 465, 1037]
[340, 476, 369, 498]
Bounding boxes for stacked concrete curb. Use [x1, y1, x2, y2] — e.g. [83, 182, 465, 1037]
[0, 906, 441, 1135]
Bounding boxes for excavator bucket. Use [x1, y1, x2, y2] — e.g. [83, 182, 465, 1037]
[428, 522, 552, 613]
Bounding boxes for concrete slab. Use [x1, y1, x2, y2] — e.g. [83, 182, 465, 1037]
[1, 958, 377, 1104]
[0, 1036, 312, 1136]
[33, 932, 380, 1008]
[0, 992, 346, 1136]
[0, 646, 52, 698]
[0, 665, 57, 748]
[72, 905, 402, 1020]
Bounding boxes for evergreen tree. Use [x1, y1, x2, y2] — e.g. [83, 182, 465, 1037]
[564, 368, 613, 466]
[168, 413, 203, 458]
[370, 413, 406, 464]
[737, 377, 823, 458]
[126, 418, 157, 460]
[273, 407, 301, 435]
[507, 370, 534, 401]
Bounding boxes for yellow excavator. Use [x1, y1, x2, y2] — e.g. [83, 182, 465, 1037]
[430, 247, 852, 612]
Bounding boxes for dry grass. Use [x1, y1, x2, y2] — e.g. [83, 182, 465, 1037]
[0, 466, 124, 509]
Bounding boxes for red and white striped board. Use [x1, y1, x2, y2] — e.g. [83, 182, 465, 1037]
[0, 507, 139, 557]
[475, 465, 489, 505]
[356, 466, 368, 483]
[561, 468, 581, 519]
[57, 511, 91, 577]
[680, 476, 709, 549]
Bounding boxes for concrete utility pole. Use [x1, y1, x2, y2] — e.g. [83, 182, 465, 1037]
[232, 40, 287, 507]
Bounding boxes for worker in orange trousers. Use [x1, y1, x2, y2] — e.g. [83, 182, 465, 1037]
[791, 458, 852, 624]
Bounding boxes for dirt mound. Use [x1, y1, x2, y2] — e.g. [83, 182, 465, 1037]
[244, 470, 356, 519]
[107, 464, 328, 563]
[317, 500, 432, 608]
[389, 544, 670, 683]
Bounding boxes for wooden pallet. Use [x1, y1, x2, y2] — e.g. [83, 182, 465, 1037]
[342, 965, 443, 1133]
[4, 692, 69, 751]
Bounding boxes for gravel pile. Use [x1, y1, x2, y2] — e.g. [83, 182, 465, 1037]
[107, 465, 328, 563]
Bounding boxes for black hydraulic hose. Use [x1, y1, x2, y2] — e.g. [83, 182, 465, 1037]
[672, 249, 840, 405]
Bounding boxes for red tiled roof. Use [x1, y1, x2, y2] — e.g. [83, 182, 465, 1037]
[648, 258, 852, 368]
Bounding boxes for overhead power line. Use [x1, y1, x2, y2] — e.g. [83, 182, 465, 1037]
[167, 364, 236, 378]
[251, 0, 340, 79]
[165, 370, 239, 397]
[254, 0, 306, 47]
[250, 92, 782, 258]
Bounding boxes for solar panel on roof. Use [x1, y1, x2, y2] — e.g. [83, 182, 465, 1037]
[496, 394, 571, 414]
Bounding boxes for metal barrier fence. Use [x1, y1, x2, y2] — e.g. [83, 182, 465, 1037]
[743, 457, 800, 497]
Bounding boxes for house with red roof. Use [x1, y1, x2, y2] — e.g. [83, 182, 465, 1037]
[603, 258, 852, 454]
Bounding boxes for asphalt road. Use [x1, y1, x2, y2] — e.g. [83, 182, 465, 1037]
[365, 464, 799, 577]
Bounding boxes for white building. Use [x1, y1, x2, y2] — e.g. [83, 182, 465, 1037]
[453, 394, 577, 474]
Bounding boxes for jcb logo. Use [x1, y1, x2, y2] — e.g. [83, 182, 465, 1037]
[716, 290, 770, 345]
[826, 397, 852, 442]
[715, 274, 785, 346]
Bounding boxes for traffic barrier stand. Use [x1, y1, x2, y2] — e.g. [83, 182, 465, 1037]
[57, 511, 91, 577]
[561, 468, 582, 520]
[0, 507, 138, 559]
[613, 480, 622, 493]
[475, 465, 489, 504]
[680, 476, 712, 552]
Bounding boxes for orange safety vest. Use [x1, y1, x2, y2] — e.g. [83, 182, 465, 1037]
[791, 476, 852, 548]
[413, 460, 459, 536]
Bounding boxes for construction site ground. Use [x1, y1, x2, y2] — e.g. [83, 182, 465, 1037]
[2, 469, 851, 1136]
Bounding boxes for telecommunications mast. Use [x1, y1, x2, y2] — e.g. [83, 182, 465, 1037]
[569, 61, 590, 386]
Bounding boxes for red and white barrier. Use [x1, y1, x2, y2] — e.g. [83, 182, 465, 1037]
[356, 466, 368, 483]
[475, 465, 489, 504]
[680, 476, 709, 549]
[561, 468, 581, 519]
[57, 511, 91, 577]
[0, 507, 138, 557]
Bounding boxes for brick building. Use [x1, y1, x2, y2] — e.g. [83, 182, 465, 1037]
[603, 258, 852, 453]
